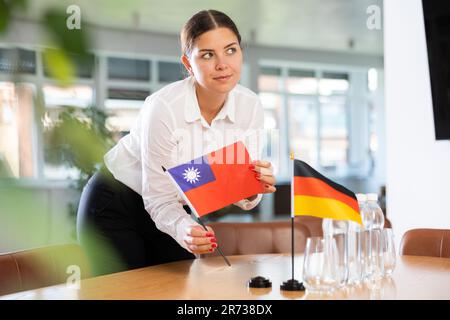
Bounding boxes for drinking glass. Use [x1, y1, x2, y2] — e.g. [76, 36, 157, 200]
[381, 228, 396, 276]
[370, 229, 384, 281]
[328, 233, 348, 288]
[361, 229, 384, 282]
[347, 230, 363, 285]
[302, 236, 338, 294]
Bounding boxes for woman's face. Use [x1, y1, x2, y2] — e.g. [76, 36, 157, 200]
[183, 27, 242, 94]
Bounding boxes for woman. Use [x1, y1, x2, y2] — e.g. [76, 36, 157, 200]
[77, 9, 276, 276]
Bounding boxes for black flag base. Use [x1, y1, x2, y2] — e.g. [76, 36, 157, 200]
[248, 276, 272, 288]
[280, 279, 305, 291]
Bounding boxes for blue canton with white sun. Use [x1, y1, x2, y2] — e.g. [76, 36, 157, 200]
[183, 167, 201, 184]
[167, 156, 216, 192]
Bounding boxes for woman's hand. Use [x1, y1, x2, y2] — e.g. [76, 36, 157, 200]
[184, 225, 217, 254]
[251, 160, 276, 194]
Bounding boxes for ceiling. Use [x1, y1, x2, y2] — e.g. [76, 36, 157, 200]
[16, 0, 384, 55]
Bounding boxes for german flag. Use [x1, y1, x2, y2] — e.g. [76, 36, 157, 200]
[292, 159, 362, 225]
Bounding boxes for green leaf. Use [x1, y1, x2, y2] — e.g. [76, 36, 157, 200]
[42, 48, 75, 85]
[0, 0, 11, 34]
[43, 106, 115, 178]
[11, 0, 28, 10]
[43, 8, 90, 57]
[0, 0, 29, 34]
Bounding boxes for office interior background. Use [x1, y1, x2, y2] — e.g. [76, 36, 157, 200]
[0, 0, 449, 254]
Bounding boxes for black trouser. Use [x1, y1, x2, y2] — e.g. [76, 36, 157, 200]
[76, 167, 195, 276]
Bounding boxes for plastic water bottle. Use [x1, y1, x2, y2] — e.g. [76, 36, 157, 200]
[356, 193, 367, 226]
[357, 193, 372, 230]
[356, 193, 374, 281]
[366, 193, 385, 230]
[365, 193, 385, 281]
[322, 218, 349, 237]
[345, 194, 366, 285]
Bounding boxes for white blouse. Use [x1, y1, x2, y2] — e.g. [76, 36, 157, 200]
[104, 76, 265, 251]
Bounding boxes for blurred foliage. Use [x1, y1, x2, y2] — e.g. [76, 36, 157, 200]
[0, 185, 124, 277]
[0, 0, 28, 35]
[0, 154, 13, 178]
[0, 185, 52, 251]
[0, 0, 126, 275]
[43, 8, 90, 56]
[41, 106, 114, 240]
[41, 8, 92, 85]
[43, 106, 115, 191]
[42, 48, 76, 85]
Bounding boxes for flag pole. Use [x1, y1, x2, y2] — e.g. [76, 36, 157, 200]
[280, 152, 305, 291]
[162, 166, 231, 267]
[195, 217, 231, 267]
[291, 151, 294, 281]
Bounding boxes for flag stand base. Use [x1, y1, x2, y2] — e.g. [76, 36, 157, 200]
[280, 279, 305, 291]
[248, 276, 272, 288]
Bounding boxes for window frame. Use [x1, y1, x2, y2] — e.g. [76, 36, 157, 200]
[258, 60, 370, 182]
[0, 47, 189, 185]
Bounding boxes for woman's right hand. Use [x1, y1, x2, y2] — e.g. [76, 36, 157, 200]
[184, 225, 217, 254]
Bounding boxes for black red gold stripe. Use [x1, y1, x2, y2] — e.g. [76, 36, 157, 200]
[293, 159, 362, 224]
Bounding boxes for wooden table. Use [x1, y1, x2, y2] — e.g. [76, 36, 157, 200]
[1, 254, 449, 300]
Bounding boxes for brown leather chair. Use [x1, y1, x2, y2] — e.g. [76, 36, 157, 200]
[203, 220, 310, 257]
[295, 216, 324, 236]
[0, 243, 91, 296]
[295, 216, 392, 237]
[384, 218, 392, 229]
[400, 228, 450, 258]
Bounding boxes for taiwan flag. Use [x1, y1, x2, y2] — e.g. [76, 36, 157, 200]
[165, 141, 264, 217]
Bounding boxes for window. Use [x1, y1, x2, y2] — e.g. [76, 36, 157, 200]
[319, 72, 349, 96]
[288, 96, 318, 166]
[43, 53, 95, 79]
[0, 47, 196, 182]
[107, 57, 150, 81]
[158, 61, 184, 83]
[105, 88, 150, 133]
[104, 57, 152, 136]
[286, 69, 317, 95]
[259, 64, 351, 179]
[258, 67, 282, 92]
[319, 96, 348, 169]
[104, 57, 189, 136]
[42, 84, 94, 180]
[43, 84, 93, 108]
[368, 99, 378, 176]
[368, 68, 378, 92]
[0, 48, 36, 74]
[259, 92, 283, 173]
[0, 82, 36, 178]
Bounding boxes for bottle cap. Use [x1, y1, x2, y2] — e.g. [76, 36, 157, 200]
[366, 193, 378, 201]
[356, 193, 367, 202]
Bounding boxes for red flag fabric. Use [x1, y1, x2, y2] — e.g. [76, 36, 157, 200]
[167, 141, 264, 216]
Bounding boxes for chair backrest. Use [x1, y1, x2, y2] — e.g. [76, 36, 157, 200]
[295, 216, 324, 236]
[400, 228, 450, 258]
[0, 243, 91, 296]
[384, 217, 392, 229]
[204, 221, 310, 257]
[295, 216, 393, 237]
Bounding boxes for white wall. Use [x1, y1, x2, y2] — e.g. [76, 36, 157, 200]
[384, 0, 450, 248]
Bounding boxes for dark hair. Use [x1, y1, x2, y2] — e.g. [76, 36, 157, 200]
[180, 10, 242, 57]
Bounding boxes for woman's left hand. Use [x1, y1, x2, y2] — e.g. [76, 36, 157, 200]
[252, 160, 276, 193]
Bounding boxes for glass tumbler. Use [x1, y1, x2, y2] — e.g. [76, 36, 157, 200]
[302, 236, 338, 294]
